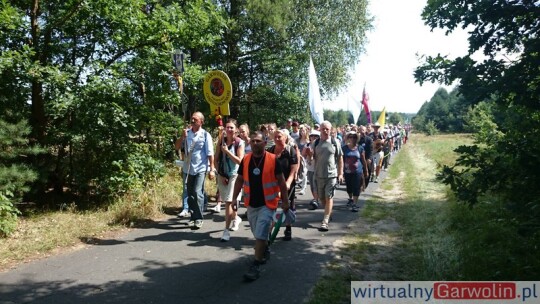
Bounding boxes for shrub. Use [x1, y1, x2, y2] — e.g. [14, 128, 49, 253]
[0, 191, 20, 237]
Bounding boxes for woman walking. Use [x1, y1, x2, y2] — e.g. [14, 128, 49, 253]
[342, 131, 368, 212]
[215, 119, 245, 241]
[267, 129, 298, 240]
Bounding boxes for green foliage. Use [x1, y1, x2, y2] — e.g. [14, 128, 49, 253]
[418, 0, 540, 237]
[323, 109, 351, 127]
[0, 191, 20, 237]
[0, 0, 372, 208]
[103, 144, 166, 197]
[412, 87, 468, 133]
[0, 119, 42, 236]
[0, 119, 41, 198]
[387, 112, 404, 125]
[464, 101, 504, 143]
[425, 120, 438, 136]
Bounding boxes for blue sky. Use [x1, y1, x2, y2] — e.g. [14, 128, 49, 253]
[323, 0, 470, 114]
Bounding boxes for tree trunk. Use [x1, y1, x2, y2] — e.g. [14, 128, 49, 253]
[30, 0, 46, 144]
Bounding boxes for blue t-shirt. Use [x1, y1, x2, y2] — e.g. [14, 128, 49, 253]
[342, 145, 364, 174]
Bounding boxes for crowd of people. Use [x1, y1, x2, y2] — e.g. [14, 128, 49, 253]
[175, 113, 409, 281]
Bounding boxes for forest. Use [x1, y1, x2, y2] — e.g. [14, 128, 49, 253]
[0, 0, 372, 235]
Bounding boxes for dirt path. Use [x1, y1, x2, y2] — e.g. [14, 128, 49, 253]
[338, 141, 445, 281]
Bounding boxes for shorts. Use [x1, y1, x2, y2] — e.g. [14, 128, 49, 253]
[247, 205, 274, 241]
[307, 171, 317, 194]
[316, 177, 337, 201]
[217, 174, 238, 202]
[373, 151, 384, 168]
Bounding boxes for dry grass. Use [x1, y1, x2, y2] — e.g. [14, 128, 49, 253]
[0, 210, 121, 271]
[0, 167, 218, 272]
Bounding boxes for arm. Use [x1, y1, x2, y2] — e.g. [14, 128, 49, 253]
[287, 145, 299, 188]
[232, 173, 244, 203]
[276, 173, 289, 210]
[361, 151, 368, 177]
[337, 155, 344, 183]
[222, 140, 245, 164]
[206, 132, 216, 180]
[208, 155, 216, 180]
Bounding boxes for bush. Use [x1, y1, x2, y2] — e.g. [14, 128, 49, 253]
[425, 120, 438, 136]
[0, 191, 20, 237]
[102, 143, 166, 197]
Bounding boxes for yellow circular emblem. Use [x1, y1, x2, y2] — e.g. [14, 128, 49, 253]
[203, 70, 233, 106]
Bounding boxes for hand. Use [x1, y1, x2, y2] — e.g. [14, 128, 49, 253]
[281, 200, 290, 210]
[232, 201, 238, 211]
[338, 174, 344, 184]
[208, 170, 216, 180]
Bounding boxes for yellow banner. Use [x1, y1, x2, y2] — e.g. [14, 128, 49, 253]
[203, 70, 233, 107]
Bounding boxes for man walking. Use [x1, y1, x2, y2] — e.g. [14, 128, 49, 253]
[314, 121, 343, 231]
[232, 131, 289, 281]
[358, 125, 373, 188]
[180, 112, 215, 229]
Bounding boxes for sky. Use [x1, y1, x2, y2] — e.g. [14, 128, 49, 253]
[323, 0, 470, 115]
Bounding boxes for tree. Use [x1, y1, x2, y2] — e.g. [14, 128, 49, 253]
[416, 0, 540, 230]
[199, 0, 372, 126]
[412, 87, 467, 133]
[388, 112, 404, 126]
[0, 0, 225, 201]
[0, 119, 43, 236]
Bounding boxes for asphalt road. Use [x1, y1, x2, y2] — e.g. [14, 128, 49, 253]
[0, 174, 386, 304]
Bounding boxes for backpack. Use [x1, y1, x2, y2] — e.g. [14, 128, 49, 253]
[313, 137, 339, 163]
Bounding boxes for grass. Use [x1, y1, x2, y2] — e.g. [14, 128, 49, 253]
[310, 132, 540, 303]
[0, 166, 218, 271]
[308, 133, 472, 302]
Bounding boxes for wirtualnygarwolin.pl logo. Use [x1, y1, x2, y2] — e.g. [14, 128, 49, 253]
[351, 281, 539, 303]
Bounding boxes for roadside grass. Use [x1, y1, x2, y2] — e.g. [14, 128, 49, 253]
[310, 132, 540, 303]
[308, 133, 473, 303]
[0, 166, 217, 271]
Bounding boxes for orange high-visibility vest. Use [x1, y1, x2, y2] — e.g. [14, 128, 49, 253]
[242, 152, 281, 209]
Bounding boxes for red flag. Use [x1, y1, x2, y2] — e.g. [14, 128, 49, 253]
[361, 85, 371, 123]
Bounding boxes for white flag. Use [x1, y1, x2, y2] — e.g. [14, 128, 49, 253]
[309, 57, 324, 124]
[347, 94, 361, 124]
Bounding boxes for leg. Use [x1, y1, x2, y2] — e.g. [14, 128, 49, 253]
[187, 172, 205, 223]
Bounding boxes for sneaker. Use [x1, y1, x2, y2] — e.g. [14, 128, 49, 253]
[283, 227, 292, 241]
[210, 205, 221, 213]
[194, 219, 203, 229]
[243, 262, 261, 282]
[374, 176, 379, 183]
[318, 221, 329, 232]
[351, 204, 360, 212]
[188, 220, 195, 227]
[309, 200, 319, 210]
[347, 198, 353, 207]
[220, 229, 230, 242]
[177, 209, 189, 217]
[229, 216, 242, 231]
